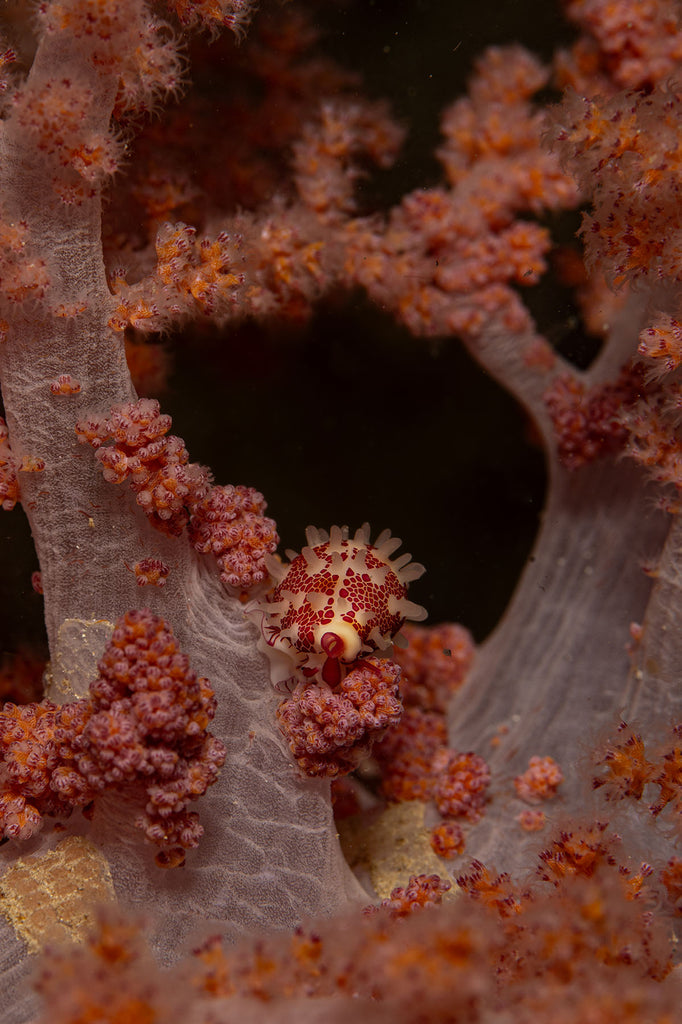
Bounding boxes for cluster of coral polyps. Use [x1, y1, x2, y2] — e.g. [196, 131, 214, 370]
[76, 397, 278, 592]
[40, 825, 680, 1024]
[252, 524, 427, 777]
[365, 624, 566, 858]
[0, 609, 225, 867]
[75, 397, 211, 537]
[276, 656, 403, 777]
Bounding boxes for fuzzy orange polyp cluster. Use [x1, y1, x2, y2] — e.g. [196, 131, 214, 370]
[49, 374, 81, 395]
[108, 293, 160, 333]
[638, 314, 682, 378]
[0, 417, 18, 510]
[514, 755, 564, 803]
[132, 557, 170, 587]
[252, 524, 427, 689]
[109, 223, 247, 333]
[12, 78, 121, 190]
[157, 224, 246, 314]
[38, 0, 186, 117]
[0, 215, 50, 304]
[170, 0, 254, 33]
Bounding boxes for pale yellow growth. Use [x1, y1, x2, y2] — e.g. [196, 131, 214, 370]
[338, 800, 451, 899]
[0, 835, 116, 952]
[44, 617, 115, 702]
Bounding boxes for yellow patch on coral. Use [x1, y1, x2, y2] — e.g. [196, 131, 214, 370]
[338, 800, 450, 899]
[0, 835, 116, 952]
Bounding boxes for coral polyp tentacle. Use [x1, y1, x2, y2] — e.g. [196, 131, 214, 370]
[250, 523, 427, 689]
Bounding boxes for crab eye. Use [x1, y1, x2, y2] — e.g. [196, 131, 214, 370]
[317, 621, 362, 663]
[320, 632, 345, 659]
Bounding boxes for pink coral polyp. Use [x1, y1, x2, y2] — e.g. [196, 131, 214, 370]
[434, 751, 491, 821]
[0, 609, 225, 867]
[277, 657, 402, 777]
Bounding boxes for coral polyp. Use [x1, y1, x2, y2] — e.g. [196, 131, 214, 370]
[252, 524, 427, 688]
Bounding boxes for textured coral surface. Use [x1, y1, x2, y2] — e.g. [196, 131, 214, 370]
[2, 0, 682, 1022]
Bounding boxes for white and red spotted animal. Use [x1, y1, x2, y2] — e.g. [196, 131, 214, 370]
[251, 523, 427, 689]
